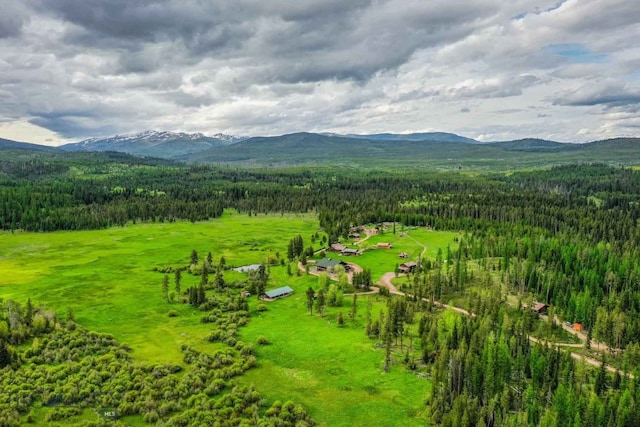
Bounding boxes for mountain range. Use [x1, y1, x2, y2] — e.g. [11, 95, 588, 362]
[2, 130, 639, 170]
[60, 130, 247, 158]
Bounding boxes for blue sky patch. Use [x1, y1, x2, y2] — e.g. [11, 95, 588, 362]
[544, 43, 608, 63]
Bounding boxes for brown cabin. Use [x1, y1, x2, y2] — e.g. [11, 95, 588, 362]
[532, 302, 548, 314]
[329, 243, 346, 252]
[399, 261, 418, 273]
[377, 242, 392, 249]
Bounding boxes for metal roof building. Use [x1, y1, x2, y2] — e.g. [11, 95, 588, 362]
[316, 257, 347, 270]
[233, 264, 262, 273]
[264, 286, 294, 300]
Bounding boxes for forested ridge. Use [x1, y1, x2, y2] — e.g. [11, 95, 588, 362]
[2, 152, 640, 425]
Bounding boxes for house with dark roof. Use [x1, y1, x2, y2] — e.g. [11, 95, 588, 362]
[261, 286, 294, 301]
[315, 258, 347, 271]
[341, 248, 360, 256]
[399, 261, 418, 273]
[532, 302, 548, 314]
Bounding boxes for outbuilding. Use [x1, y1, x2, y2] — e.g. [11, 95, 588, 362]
[532, 302, 548, 314]
[262, 286, 294, 301]
[399, 261, 418, 273]
[315, 257, 347, 271]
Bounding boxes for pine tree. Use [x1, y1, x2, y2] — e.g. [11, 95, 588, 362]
[197, 284, 206, 306]
[190, 249, 198, 265]
[174, 270, 182, 295]
[0, 341, 11, 368]
[200, 263, 209, 286]
[214, 271, 225, 291]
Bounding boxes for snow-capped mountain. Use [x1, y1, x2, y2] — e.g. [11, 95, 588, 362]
[62, 131, 247, 159]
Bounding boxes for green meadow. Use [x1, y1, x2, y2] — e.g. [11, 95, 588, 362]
[239, 289, 431, 427]
[0, 211, 318, 363]
[0, 212, 461, 426]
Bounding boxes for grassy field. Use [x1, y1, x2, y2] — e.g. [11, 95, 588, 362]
[239, 268, 431, 427]
[338, 226, 460, 281]
[0, 211, 318, 363]
[0, 213, 460, 426]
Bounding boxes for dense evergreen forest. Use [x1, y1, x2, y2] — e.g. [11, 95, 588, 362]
[2, 151, 640, 425]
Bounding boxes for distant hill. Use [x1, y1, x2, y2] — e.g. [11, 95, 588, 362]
[0, 138, 60, 152]
[339, 132, 479, 144]
[486, 138, 577, 152]
[188, 134, 640, 169]
[186, 132, 487, 166]
[61, 130, 246, 158]
[2, 131, 639, 171]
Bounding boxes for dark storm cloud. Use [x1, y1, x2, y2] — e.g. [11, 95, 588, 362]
[553, 82, 640, 108]
[0, 3, 29, 38]
[29, 112, 116, 138]
[32, 0, 497, 82]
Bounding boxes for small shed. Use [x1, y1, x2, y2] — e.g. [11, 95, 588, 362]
[348, 233, 361, 239]
[262, 286, 294, 301]
[399, 252, 408, 258]
[573, 323, 583, 331]
[341, 248, 360, 256]
[377, 242, 392, 249]
[532, 302, 548, 314]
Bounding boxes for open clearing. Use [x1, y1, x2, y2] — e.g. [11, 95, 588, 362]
[0, 213, 461, 426]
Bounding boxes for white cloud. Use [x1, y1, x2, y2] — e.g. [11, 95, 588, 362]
[0, 0, 638, 145]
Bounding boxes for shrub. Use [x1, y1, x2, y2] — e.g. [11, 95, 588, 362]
[167, 310, 178, 317]
[257, 336, 270, 345]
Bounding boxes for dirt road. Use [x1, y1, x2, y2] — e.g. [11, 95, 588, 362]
[376, 271, 632, 378]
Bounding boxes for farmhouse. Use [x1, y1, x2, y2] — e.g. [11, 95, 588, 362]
[261, 286, 294, 301]
[315, 257, 348, 271]
[532, 302, 548, 314]
[573, 323, 583, 331]
[348, 232, 361, 239]
[377, 242, 392, 249]
[398, 261, 418, 273]
[329, 243, 346, 252]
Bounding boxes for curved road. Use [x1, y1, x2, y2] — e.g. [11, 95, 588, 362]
[298, 259, 630, 377]
[376, 272, 632, 377]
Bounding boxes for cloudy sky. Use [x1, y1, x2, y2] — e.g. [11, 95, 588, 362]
[0, 0, 639, 145]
